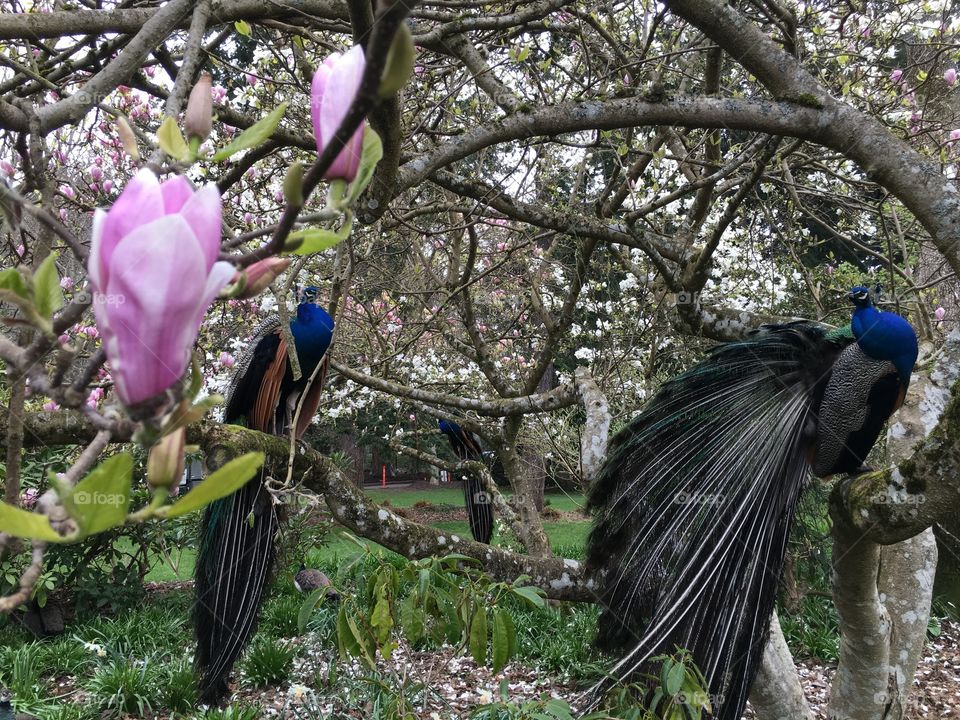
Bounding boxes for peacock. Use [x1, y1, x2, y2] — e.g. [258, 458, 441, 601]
[586, 285, 918, 720]
[194, 287, 334, 704]
[438, 419, 494, 544]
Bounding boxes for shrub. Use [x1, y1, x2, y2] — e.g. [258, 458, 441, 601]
[241, 637, 295, 688]
[86, 656, 160, 715]
[158, 658, 199, 713]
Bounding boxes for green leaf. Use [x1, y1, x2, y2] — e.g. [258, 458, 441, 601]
[157, 452, 264, 518]
[187, 353, 204, 400]
[399, 592, 423, 644]
[665, 658, 685, 696]
[157, 116, 191, 162]
[371, 585, 393, 644]
[543, 699, 575, 720]
[234, 20, 252, 36]
[298, 587, 327, 633]
[491, 607, 509, 673]
[288, 213, 354, 255]
[378, 23, 415, 98]
[346, 610, 377, 668]
[501, 606, 517, 658]
[511, 585, 546, 608]
[212, 103, 287, 162]
[0, 267, 29, 298]
[337, 605, 360, 660]
[69, 453, 133, 535]
[469, 604, 487, 666]
[0, 501, 62, 542]
[32, 251, 64, 320]
[342, 127, 383, 206]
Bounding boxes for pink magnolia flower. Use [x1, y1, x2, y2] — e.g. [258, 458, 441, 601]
[946, 68, 958, 87]
[950, 129, 960, 142]
[219, 351, 236, 368]
[890, 68, 903, 83]
[42, 400, 59, 411]
[60, 276, 74, 290]
[88, 170, 233, 405]
[87, 387, 104, 408]
[21, 488, 39, 509]
[935, 306, 946, 321]
[311, 45, 366, 181]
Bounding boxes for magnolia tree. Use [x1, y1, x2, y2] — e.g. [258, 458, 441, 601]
[2, 0, 960, 718]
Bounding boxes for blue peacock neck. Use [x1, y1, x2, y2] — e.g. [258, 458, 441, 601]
[290, 303, 334, 369]
[850, 302, 918, 383]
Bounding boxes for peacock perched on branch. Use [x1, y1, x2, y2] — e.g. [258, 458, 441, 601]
[586, 285, 918, 720]
[194, 287, 334, 704]
[438, 419, 494, 544]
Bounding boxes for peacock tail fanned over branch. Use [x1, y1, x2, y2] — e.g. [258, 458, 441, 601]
[586, 322, 845, 720]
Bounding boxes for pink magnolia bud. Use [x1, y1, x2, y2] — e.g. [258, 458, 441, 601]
[945, 68, 957, 87]
[103, 180, 114, 193]
[90, 166, 103, 181]
[311, 45, 367, 181]
[935, 306, 946, 321]
[184, 72, 213, 141]
[115, 115, 140, 160]
[88, 170, 233, 405]
[42, 400, 59, 411]
[890, 68, 903, 83]
[234, 256, 291, 299]
[60, 276, 74, 290]
[219, 351, 236, 368]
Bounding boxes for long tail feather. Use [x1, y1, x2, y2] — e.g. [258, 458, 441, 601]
[586, 322, 837, 719]
[440, 420, 496, 544]
[464, 473, 494, 544]
[194, 476, 276, 704]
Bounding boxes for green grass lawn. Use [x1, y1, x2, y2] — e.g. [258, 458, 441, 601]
[145, 486, 590, 582]
[365, 485, 588, 513]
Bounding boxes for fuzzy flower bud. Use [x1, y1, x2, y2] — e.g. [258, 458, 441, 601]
[184, 72, 213, 141]
[147, 427, 186, 490]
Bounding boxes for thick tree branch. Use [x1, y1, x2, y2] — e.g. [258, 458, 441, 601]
[329, 359, 579, 416]
[663, 0, 960, 276]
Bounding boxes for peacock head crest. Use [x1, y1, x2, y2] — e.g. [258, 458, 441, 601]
[847, 285, 873, 309]
[299, 286, 321, 304]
